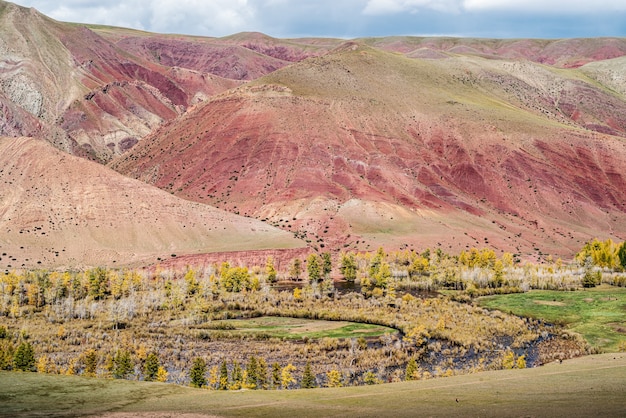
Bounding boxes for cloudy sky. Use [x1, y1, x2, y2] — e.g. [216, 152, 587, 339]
[11, 0, 626, 39]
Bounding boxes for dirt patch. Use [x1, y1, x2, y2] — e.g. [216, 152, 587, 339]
[608, 323, 626, 334]
[534, 300, 566, 306]
[92, 414, 220, 418]
[583, 298, 595, 303]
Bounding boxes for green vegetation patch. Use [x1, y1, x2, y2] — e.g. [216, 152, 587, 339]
[478, 285, 626, 352]
[212, 316, 396, 339]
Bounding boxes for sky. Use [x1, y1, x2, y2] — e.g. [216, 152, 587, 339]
[10, 0, 626, 39]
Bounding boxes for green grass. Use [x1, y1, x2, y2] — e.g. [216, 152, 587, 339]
[213, 316, 395, 339]
[478, 285, 626, 352]
[2, 353, 625, 417]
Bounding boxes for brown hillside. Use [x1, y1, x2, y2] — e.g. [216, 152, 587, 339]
[0, 137, 303, 270]
[111, 43, 626, 259]
[364, 36, 626, 68]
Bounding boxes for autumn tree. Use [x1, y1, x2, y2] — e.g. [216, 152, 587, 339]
[289, 259, 302, 280]
[219, 360, 229, 390]
[340, 253, 357, 282]
[369, 247, 386, 278]
[405, 358, 419, 380]
[618, 242, 626, 271]
[326, 369, 343, 388]
[83, 349, 98, 377]
[502, 350, 516, 369]
[156, 366, 168, 382]
[582, 256, 601, 288]
[189, 357, 207, 388]
[307, 254, 321, 283]
[281, 363, 297, 389]
[408, 254, 429, 279]
[208, 365, 220, 389]
[221, 266, 251, 292]
[321, 252, 332, 278]
[257, 357, 269, 389]
[36, 355, 55, 374]
[0, 340, 14, 370]
[184, 267, 199, 296]
[245, 356, 258, 389]
[266, 257, 278, 283]
[230, 361, 243, 390]
[271, 362, 281, 389]
[88, 267, 109, 300]
[363, 371, 380, 385]
[577, 238, 620, 269]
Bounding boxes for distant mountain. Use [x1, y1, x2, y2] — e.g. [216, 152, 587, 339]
[110, 42, 626, 258]
[2, 0, 626, 261]
[0, 136, 303, 270]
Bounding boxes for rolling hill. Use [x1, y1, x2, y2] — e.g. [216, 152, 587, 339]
[110, 42, 626, 258]
[0, 136, 303, 270]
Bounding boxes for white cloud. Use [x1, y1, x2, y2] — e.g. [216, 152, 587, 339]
[362, 0, 626, 15]
[14, 0, 257, 36]
[363, 0, 460, 15]
[148, 0, 256, 35]
[462, 0, 626, 13]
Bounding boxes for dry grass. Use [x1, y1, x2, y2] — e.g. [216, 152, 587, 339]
[2, 353, 625, 417]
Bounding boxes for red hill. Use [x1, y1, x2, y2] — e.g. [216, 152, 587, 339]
[110, 44, 626, 258]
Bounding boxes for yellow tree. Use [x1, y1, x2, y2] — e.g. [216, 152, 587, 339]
[156, 366, 168, 382]
[281, 364, 297, 389]
[265, 257, 277, 283]
[326, 369, 343, 387]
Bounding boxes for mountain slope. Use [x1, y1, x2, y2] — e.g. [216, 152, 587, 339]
[0, 137, 303, 270]
[0, 1, 241, 162]
[111, 43, 626, 258]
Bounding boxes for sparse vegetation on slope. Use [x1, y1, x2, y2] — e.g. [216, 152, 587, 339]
[110, 39, 626, 258]
[0, 137, 304, 270]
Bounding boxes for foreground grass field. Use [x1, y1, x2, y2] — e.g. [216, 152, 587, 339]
[1, 354, 625, 417]
[478, 285, 626, 352]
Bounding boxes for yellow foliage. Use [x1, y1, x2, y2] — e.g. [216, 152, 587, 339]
[156, 366, 168, 382]
[281, 363, 297, 389]
[326, 369, 343, 388]
[65, 358, 78, 375]
[37, 355, 54, 374]
[502, 350, 516, 369]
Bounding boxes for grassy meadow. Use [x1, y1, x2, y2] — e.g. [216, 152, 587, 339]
[1, 353, 625, 417]
[478, 285, 626, 352]
[221, 316, 395, 340]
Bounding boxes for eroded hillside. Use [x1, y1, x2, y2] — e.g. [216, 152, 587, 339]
[110, 43, 626, 258]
